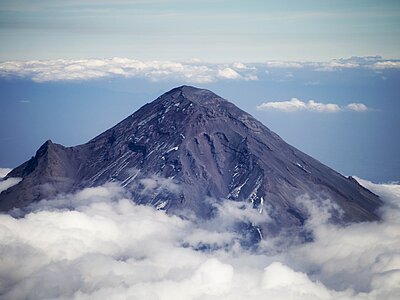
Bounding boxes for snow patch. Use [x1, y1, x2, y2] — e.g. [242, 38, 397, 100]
[296, 162, 311, 174]
[256, 227, 263, 239]
[155, 200, 169, 210]
[166, 146, 179, 153]
[230, 178, 249, 198]
[259, 197, 264, 214]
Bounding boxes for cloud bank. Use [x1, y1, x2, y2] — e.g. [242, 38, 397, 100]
[0, 56, 398, 83]
[257, 98, 369, 113]
[265, 56, 400, 71]
[0, 58, 258, 83]
[0, 175, 399, 299]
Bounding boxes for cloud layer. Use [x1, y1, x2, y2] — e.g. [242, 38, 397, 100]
[257, 98, 369, 113]
[0, 174, 399, 299]
[0, 58, 258, 83]
[0, 56, 398, 83]
[265, 56, 400, 71]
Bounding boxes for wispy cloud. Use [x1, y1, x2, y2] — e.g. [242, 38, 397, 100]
[257, 98, 369, 113]
[265, 61, 304, 68]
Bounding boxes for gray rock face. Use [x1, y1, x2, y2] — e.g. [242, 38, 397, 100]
[0, 86, 382, 240]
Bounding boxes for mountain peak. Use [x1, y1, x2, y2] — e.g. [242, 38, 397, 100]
[0, 86, 382, 242]
[158, 85, 231, 109]
[168, 85, 213, 97]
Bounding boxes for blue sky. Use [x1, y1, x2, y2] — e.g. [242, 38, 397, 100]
[0, 0, 400, 61]
[0, 1, 399, 182]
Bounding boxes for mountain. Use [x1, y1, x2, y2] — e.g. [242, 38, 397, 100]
[0, 86, 382, 241]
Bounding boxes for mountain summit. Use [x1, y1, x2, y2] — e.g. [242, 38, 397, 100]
[0, 86, 381, 240]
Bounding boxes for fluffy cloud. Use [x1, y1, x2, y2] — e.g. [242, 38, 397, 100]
[264, 56, 400, 71]
[346, 103, 369, 112]
[1, 57, 398, 83]
[371, 61, 400, 69]
[0, 175, 399, 299]
[256, 98, 369, 113]
[312, 56, 400, 71]
[315, 61, 359, 71]
[257, 98, 307, 112]
[282, 178, 400, 299]
[0, 58, 258, 83]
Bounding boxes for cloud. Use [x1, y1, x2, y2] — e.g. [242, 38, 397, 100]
[346, 103, 369, 112]
[257, 98, 306, 112]
[0, 58, 259, 83]
[371, 61, 400, 69]
[266, 61, 304, 68]
[257, 98, 370, 113]
[257, 98, 346, 113]
[1, 57, 398, 83]
[261, 262, 333, 299]
[0, 169, 11, 178]
[0, 169, 22, 194]
[0, 174, 400, 299]
[139, 175, 181, 195]
[315, 61, 359, 71]
[265, 56, 400, 71]
[281, 178, 400, 299]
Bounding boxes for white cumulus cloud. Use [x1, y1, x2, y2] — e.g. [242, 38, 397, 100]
[0, 58, 259, 83]
[257, 98, 369, 113]
[371, 61, 400, 70]
[0, 175, 399, 299]
[315, 60, 360, 71]
[1, 57, 398, 83]
[264, 56, 400, 71]
[346, 103, 369, 112]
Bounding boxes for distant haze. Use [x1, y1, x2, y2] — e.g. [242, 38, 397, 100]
[0, 1, 399, 61]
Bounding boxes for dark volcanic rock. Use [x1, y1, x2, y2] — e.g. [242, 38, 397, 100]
[0, 86, 382, 240]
